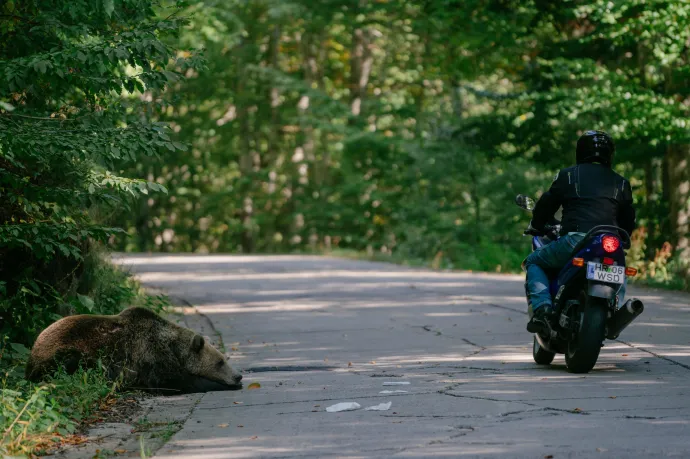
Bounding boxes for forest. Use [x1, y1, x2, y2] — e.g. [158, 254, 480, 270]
[3, 0, 690, 342]
[112, 0, 688, 282]
[2, 0, 690, 451]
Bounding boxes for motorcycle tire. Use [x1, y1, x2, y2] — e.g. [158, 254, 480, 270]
[565, 291, 607, 374]
[532, 335, 555, 365]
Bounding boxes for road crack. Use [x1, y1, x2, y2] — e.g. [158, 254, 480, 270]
[616, 339, 690, 371]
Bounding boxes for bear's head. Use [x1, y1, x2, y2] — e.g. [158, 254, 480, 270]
[182, 334, 243, 392]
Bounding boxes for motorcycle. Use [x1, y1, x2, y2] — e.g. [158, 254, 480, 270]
[515, 194, 645, 373]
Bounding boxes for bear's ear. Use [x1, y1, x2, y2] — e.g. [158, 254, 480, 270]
[191, 334, 205, 353]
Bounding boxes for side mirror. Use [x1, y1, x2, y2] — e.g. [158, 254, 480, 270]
[515, 194, 536, 212]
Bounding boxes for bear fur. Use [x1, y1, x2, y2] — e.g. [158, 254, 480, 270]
[25, 307, 243, 394]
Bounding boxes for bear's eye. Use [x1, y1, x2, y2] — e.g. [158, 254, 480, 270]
[216, 360, 225, 368]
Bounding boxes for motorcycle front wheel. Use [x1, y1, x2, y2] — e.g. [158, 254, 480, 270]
[532, 335, 556, 365]
[565, 290, 607, 373]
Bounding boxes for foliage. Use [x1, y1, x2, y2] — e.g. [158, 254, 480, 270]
[627, 228, 684, 290]
[105, 0, 690, 285]
[107, 0, 539, 270]
[0, 339, 114, 457]
[0, 0, 198, 345]
[0, 344, 114, 456]
[491, 0, 690, 285]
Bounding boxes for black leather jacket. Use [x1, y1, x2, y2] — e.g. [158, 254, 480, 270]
[531, 163, 636, 237]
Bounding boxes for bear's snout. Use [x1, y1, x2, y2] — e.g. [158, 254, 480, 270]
[234, 374, 243, 384]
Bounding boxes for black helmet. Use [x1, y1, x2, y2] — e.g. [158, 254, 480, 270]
[576, 130, 615, 166]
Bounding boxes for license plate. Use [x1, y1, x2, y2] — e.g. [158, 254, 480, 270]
[586, 262, 625, 284]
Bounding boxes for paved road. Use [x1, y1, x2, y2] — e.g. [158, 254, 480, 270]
[114, 255, 690, 458]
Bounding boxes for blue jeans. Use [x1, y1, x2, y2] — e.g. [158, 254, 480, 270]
[525, 232, 627, 317]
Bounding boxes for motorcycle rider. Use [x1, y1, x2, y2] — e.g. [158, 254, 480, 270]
[525, 130, 636, 332]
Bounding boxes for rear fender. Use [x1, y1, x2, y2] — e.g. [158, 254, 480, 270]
[587, 281, 617, 301]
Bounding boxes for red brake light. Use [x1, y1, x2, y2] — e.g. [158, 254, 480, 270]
[602, 257, 614, 265]
[602, 236, 620, 253]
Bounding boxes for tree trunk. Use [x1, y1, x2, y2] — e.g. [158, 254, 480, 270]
[644, 159, 656, 259]
[667, 143, 690, 282]
[266, 25, 281, 166]
[300, 30, 331, 187]
[661, 152, 672, 239]
[236, 37, 255, 254]
[135, 193, 151, 252]
[349, 25, 374, 120]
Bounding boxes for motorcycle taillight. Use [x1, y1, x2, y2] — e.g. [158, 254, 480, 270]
[602, 236, 620, 253]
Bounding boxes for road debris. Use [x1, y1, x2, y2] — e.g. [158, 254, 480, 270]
[365, 402, 392, 411]
[326, 402, 361, 412]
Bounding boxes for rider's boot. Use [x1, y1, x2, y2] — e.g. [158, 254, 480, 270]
[527, 305, 554, 333]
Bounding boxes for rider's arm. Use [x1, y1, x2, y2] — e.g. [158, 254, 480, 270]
[531, 169, 566, 231]
[618, 179, 636, 235]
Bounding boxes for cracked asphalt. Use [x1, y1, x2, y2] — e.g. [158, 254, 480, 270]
[114, 255, 690, 458]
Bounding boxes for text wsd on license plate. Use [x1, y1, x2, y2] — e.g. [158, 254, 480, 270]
[586, 262, 625, 284]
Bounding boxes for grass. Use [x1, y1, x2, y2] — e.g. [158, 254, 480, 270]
[320, 243, 525, 275]
[0, 347, 114, 457]
[133, 417, 181, 442]
[322, 248, 429, 268]
[214, 331, 227, 353]
[1, 253, 171, 457]
[132, 417, 182, 458]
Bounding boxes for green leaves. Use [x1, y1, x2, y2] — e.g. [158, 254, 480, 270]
[0, 25, 192, 100]
[0, 0, 194, 350]
[0, 223, 124, 261]
[8, 342, 30, 359]
[103, 0, 115, 17]
[0, 361, 113, 456]
[77, 294, 95, 312]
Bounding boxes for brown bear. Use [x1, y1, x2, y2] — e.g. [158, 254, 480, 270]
[25, 307, 243, 393]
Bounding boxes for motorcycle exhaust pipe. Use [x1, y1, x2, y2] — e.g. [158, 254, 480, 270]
[606, 298, 644, 340]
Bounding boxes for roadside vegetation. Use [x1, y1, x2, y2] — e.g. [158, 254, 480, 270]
[1, 343, 113, 457]
[0, 0, 191, 454]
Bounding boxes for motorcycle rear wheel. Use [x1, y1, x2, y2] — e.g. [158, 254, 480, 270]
[532, 335, 556, 365]
[565, 291, 607, 373]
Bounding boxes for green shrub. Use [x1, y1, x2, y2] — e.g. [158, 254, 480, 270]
[0, 339, 114, 457]
[0, 0, 197, 345]
[627, 228, 686, 290]
[0, 249, 166, 346]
